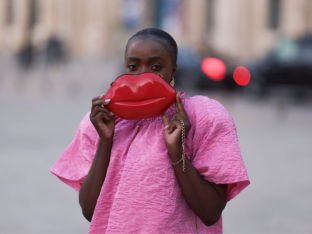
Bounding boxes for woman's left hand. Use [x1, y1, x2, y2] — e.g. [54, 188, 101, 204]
[162, 93, 191, 154]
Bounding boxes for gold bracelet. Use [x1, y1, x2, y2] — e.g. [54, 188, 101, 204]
[171, 120, 186, 172]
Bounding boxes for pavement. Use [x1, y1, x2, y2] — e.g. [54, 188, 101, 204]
[1, 58, 312, 233]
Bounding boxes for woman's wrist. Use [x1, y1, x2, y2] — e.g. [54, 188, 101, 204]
[98, 137, 113, 154]
[99, 136, 113, 143]
[167, 145, 183, 162]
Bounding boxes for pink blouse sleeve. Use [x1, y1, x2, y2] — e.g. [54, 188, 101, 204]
[50, 112, 98, 192]
[185, 96, 250, 201]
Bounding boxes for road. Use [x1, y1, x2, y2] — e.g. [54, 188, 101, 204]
[1, 59, 312, 233]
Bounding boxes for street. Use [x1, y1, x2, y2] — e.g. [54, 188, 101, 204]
[1, 60, 312, 233]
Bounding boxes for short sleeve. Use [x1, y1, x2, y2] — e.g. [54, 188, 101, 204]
[50, 112, 98, 192]
[185, 96, 250, 201]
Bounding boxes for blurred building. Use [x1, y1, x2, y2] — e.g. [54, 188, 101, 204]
[0, 0, 311, 61]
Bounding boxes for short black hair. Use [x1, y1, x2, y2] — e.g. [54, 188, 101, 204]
[125, 28, 178, 65]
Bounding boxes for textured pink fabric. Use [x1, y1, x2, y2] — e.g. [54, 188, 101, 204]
[51, 92, 250, 233]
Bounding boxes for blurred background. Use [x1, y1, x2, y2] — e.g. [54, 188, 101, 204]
[0, 0, 312, 233]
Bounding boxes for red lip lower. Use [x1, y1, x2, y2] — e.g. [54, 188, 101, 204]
[114, 97, 165, 106]
[103, 73, 176, 120]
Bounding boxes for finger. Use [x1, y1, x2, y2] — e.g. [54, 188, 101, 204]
[105, 114, 116, 128]
[91, 106, 113, 119]
[93, 110, 111, 121]
[176, 93, 188, 118]
[175, 93, 180, 113]
[90, 106, 113, 119]
[93, 99, 111, 106]
[162, 112, 170, 130]
[91, 99, 111, 113]
[167, 120, 182, 134]
[96, 110, 115, 124]
[171, 113, 186, 122]
[92, 94, 105, 103]
[170, 113, 192, 134]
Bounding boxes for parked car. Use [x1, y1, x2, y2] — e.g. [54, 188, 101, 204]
[245, 34, 312, 96]
[175, 46, 237, 89]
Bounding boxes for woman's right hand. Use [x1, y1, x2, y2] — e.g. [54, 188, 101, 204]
[90, 96, 115, 140]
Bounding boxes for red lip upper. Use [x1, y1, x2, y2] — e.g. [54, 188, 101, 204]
[103, 73, 177, 120]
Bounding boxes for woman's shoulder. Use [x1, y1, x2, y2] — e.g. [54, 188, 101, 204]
[77, 111, 99, 141]
[183, 94, 232, 123]
[184, 95, 225, 109]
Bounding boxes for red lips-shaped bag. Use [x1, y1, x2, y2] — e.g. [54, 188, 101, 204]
[102, 72, 177, 120]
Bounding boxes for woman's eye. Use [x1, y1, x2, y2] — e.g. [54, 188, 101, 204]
[128, 64, 137, 70]
[151, 64, 162, 70]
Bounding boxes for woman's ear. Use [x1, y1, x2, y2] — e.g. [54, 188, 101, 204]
[172, 64, 177, 78]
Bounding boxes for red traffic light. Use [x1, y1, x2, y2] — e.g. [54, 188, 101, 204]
[201, 57, 226, 81]
[233, 66, 250, 86]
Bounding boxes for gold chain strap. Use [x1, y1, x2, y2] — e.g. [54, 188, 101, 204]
[171, 120, 186, 172]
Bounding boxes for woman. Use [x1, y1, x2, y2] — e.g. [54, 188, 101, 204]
[51, 28, 250, 233]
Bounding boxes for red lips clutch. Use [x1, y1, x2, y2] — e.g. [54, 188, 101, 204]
[102, 72, 177, 120]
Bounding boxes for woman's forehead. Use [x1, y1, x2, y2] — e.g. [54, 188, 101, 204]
[126, 39, 170, 58]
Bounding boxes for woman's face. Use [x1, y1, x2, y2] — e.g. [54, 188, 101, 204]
[124, 39, 177, 84]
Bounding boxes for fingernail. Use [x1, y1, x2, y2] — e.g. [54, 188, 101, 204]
[164, 125, 169, 129]
[100, 94, 105, 99]
[110, 111, 114, 115]
[104, 99, 110, 102]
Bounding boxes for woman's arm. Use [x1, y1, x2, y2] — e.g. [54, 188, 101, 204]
[79, 138, 112, 222]
[169, 147, 227, 226]
[162, 94, 227, 226]
[79, 96, 115, 222]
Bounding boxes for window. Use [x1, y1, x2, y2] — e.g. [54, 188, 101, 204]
[153, 0, 182, 33]
[6, 0, 13, 25]
[269, 0, 280, 29]
[28, 0, 37, 29]
[275, 39, 298, 62]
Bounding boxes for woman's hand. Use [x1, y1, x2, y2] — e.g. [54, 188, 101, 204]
[162, 93, 191, 154]
[90, 95, 115, 140]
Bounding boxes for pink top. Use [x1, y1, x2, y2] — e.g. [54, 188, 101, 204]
[51, 92, 250, 233]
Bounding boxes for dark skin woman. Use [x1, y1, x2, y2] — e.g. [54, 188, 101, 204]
[79, 38, 228, 226]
